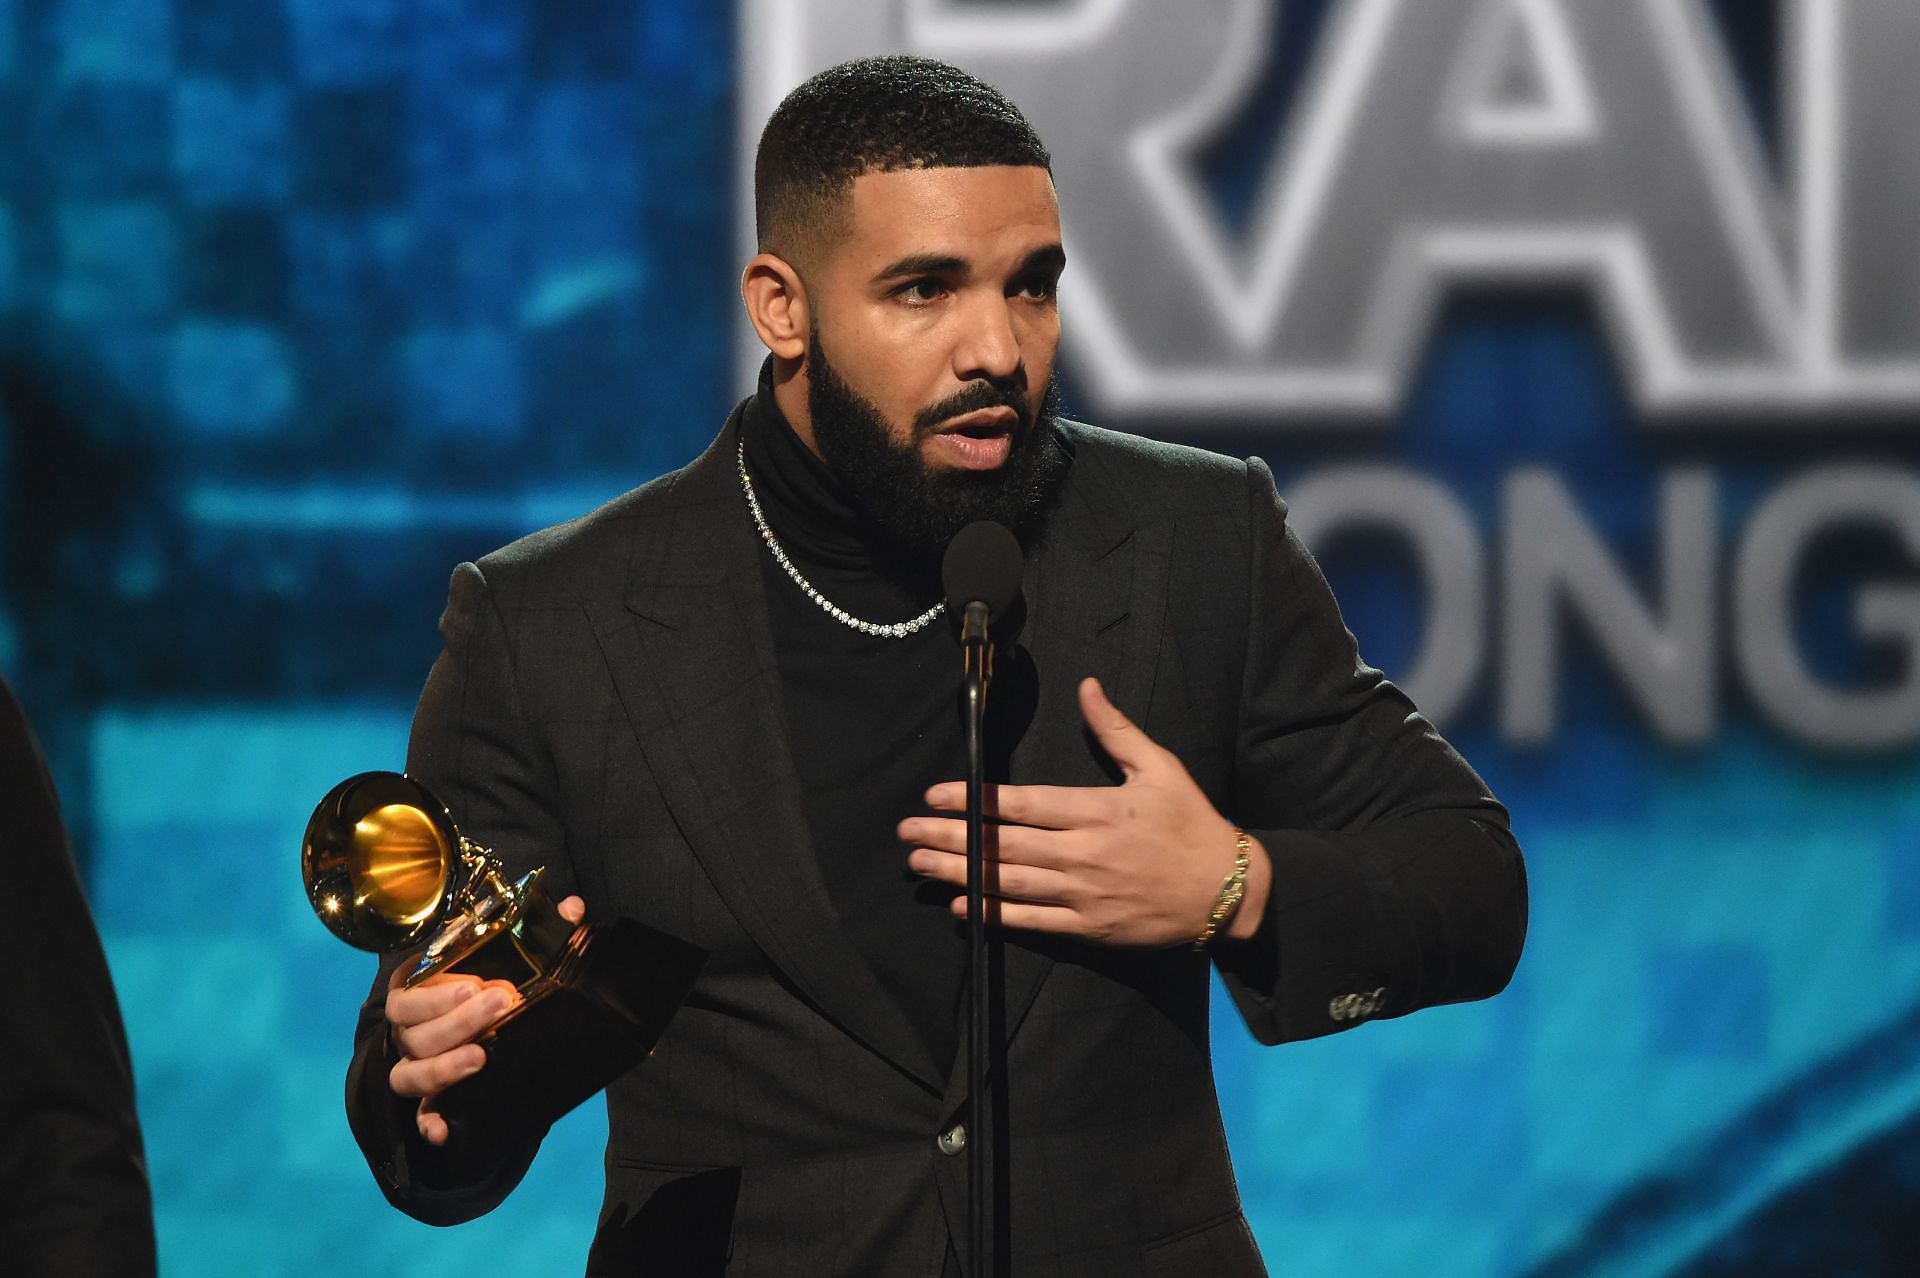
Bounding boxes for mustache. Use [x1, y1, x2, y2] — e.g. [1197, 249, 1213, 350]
[913, 377, 1032, 435]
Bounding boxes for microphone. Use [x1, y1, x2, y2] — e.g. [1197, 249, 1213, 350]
[940, 519, 1024, 1278]
[941, 520, 1023, 648]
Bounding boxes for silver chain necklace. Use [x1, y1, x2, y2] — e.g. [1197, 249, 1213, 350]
[736, 441, 945, 639]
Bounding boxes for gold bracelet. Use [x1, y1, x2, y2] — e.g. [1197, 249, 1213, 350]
[1193, 830, 1252, 949]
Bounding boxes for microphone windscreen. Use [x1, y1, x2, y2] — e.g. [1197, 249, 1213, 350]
[942, 521, 1024, 617]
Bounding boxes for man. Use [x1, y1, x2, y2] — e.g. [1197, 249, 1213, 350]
[346, 56, 1525, 1275]
[1, 672, 157, 1277]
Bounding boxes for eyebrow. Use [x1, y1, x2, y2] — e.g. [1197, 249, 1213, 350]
[870, 243, 1067, 285]
[872, 253, 968, 283]
[1017, 244, 1068, 279]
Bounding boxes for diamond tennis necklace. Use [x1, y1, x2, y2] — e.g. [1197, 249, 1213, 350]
[736, 441, 945, 639]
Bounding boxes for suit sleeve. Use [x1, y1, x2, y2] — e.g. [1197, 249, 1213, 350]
[343, 560, 583, 1225]
[0, 675, 157, 1275]
[1210, 458, 1527, 1045]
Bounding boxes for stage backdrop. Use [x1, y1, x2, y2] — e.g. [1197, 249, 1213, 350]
[4, 1, 1918, 1274]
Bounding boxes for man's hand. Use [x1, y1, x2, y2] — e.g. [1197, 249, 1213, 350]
[899, 678, 1270, 948]
[385, 894, 587, 1145]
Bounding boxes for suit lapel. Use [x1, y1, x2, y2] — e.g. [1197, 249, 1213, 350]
[587, 415, 947, 1093]
[958, 428, 1174, 1089]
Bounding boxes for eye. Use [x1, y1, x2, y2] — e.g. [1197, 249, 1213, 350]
[895, 278, 948, 305]
[1013, 272, 1060, 302]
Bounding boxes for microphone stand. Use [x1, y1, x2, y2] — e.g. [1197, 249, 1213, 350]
[945, 518, 1021, 1277]
[960, 598, 992, 1278]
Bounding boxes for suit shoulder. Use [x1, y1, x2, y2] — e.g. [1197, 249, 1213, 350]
[463, 460, 695, 603]
[1056, 419, 1260, 522]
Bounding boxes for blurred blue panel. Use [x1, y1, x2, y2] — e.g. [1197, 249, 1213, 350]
[286, 209, 413, 325]
[170, 319, 297, 437]
[50, 0, 172, 84]
[522, 257, 647, 329]
[0, 199, 14, 307]
[1368, 1059, 1531, 1212]
[1889, 826, 1920, 941]
[293, 84, 411, 210]
[405, 324, 525, 440]
[408, 205, 526, 325]
[184, 480, 639, 533]
[638, 0, 724, 85]
[527, 0, 640, 81]
[405, 80, 521, 210]
[411, 0, 524, 86]
[524, 84, 644, 280]
[172, 0, 290, 80]
[1644, 943, 1770, 1060]
[54, 198, 176, 319]
[39, 83, 170, 194]
[180, 206, 292, 317]
[88, 323, 174, 413]
[172, 77, 292, 206]
[281, 0, 406, 87]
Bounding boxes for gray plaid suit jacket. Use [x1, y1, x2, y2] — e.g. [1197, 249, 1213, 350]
[345, 398, 1526, 1276]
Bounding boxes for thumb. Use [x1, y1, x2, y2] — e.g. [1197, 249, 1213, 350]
[1078, 677, 1160, 777]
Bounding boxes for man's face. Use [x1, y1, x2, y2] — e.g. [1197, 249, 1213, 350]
[800, 165, 1069, 554]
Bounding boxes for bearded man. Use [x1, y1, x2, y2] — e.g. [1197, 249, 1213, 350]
[346, 55, 1526, 1277]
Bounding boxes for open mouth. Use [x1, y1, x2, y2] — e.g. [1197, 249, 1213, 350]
[928, 408, 1019, 470]
[938, 407, 1019, 439]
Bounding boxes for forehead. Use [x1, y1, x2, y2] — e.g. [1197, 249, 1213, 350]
[835, 165, 1061, 270]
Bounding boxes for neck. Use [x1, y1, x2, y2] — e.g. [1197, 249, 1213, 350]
[769, 354, 824, 460]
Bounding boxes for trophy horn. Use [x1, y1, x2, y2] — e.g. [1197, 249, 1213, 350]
[299, 768, 712, 1137]
[301, 771, 462, 953]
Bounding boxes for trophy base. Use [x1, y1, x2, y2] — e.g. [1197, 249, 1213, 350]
[401, 866, 580, 998]
[389, 863, 710, 1137]
[432, 915, 710, 1138]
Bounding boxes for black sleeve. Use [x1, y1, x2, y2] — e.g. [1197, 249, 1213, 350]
[1209, 458, 1528, 1045]
[0, 673, 157, 1276]
[343, 561, 583, 1225]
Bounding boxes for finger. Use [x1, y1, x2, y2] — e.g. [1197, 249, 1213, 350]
[1077, 677, 1164, 777]
[897, 815, 966, 853]
[907, 848, 1076, 902]
[417, 1104, 450, 1147]
[559, 895, 586, 925]
[386, 973, 484, 1027]
[950, 895, 1085, 935]
[898, 815, 1076, 864]
[919, 782, 1109, 829]
[393, 983, 518, 1061]
[390, 1041, 488, 1099]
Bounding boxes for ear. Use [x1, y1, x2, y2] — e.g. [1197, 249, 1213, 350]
[741, 253, 810, 361]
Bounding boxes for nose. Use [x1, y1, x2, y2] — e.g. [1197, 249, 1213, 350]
[953, 294, 1021, 386]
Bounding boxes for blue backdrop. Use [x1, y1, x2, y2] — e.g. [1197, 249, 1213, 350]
[4, 1, 1918, 1274]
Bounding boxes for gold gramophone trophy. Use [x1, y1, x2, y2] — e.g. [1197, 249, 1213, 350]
[302, 771, 705, 1130]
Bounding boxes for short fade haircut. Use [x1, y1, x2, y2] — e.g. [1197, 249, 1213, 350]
[754, 55, 1052, 267]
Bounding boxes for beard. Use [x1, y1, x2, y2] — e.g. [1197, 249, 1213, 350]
[805, 327, 1068, 558]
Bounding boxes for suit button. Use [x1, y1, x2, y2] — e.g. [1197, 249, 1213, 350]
[938, 1123, 967, 1156]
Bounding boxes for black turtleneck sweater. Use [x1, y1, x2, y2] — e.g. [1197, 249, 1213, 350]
[740, 379, 974, 1072]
